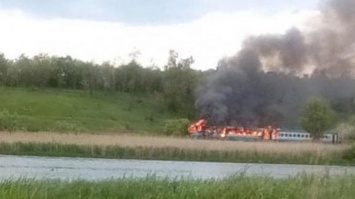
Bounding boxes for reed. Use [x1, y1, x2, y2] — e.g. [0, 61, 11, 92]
[0, 174, 354, 199]
[0, 132, 347, 155]
[0, 141, 352, 165]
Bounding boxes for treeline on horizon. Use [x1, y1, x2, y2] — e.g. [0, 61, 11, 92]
[0, 50, 204, 117]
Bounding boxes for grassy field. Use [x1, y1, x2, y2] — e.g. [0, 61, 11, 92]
[0, 174, 354, 199]
[0, 87, 177, 134]
[0, 132, 352, 165]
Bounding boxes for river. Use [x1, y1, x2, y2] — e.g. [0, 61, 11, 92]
[0, 155, 354, 180]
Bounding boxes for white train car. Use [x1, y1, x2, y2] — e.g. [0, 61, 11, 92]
[277, 131, 339, 143]
[277, 131, 312, 142]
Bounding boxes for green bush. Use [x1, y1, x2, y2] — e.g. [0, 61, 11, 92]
[342, 143, 355, 162]
[0, 110, 23, 131]
[164, 118, 190, 136]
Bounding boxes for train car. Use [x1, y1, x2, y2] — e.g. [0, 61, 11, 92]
[276, 131, 340, 143]
[321, 133, 340, 143]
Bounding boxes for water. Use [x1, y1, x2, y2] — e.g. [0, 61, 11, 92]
[0, 155, 354, 180]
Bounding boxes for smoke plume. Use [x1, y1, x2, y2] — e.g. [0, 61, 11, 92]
[195, 0, 355, 128]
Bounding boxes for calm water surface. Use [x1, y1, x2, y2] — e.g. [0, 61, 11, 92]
[0, 155, 354, 180]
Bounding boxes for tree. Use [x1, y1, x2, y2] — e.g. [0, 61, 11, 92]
[300, 97, 334, 140]
[163, 50, 197, 114]
[0, 53, 8, 85]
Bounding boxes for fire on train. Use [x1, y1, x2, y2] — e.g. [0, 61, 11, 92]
[187, 119, 340, 143]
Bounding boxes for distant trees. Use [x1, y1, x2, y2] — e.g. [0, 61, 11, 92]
[0, 51, 201, 116]
[0, 53, 162, 92]
[300, 97, 334, 140]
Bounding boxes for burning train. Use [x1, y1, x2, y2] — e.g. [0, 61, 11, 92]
[187, 119, 340, 143]
[192, 0, 354, 146]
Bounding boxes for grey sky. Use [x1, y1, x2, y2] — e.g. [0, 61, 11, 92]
[0, 0, 320, 25]
[0, 0, 321, 69]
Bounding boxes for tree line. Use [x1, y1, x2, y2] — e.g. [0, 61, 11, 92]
[0, 51, 203, 116]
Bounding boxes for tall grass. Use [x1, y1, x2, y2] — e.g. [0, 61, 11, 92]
[0, 141, 352, 165]
[0, 132, 347, 155]
[0, 132, 351, 165]
[0, 174, 354, 199]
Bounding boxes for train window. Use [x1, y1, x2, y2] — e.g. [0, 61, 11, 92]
[279, 133, 283, 137]
[297, 134, 300, 137]
[301, 134, 304, 138]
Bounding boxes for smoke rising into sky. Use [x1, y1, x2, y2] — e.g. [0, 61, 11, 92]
[195, 0, 355, 128]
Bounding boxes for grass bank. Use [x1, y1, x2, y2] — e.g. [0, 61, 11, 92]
[1, 174, 354, 199]
[0, 141, 353, 165]
[0, 87, 177, 134]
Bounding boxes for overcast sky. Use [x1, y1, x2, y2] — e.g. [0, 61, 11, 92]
[0, 0, 320, 70]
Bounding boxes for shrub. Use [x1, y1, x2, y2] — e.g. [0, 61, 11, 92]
[0, 110, 22, 131]
[164, 118, 190, 136]
[342, 143, 355, 162]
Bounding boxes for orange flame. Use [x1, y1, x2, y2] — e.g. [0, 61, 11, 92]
[187, 119, 279, 140]
[188, 119, 206, 133]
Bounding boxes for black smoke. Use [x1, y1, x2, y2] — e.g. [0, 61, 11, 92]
[195, 0, 355, 128]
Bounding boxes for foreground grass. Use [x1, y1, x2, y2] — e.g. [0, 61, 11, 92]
[1, 175, 354, 199]
[0, 141, 353, 165]
[0, 87, 176, 134]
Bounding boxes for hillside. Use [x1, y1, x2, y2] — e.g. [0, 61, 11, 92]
[0, 87, 179, 134]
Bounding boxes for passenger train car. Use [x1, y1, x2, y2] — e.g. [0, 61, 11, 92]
[276, 131, 340, 143]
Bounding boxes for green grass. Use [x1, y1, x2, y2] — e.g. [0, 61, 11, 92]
[0, 174, 354, 199]
[0, 142, 353, 165]
[0, 87, 177, 134]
